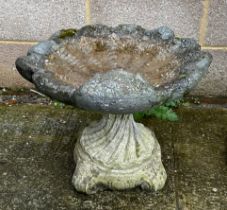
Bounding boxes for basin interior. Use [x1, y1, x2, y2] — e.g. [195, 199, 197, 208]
[45, 35, 182, 88]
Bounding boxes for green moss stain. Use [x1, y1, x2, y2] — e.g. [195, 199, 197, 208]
[59, 28, 77, 39]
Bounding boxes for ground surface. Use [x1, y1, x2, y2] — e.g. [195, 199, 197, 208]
[0, 104, 226, 210]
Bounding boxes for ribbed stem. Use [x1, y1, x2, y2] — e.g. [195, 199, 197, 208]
[79, 114, 155, 168]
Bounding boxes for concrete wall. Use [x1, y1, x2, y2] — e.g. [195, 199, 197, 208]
[0, 0, 226, 96]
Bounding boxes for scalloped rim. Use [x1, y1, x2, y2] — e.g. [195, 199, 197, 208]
[15, 24, 213, 113]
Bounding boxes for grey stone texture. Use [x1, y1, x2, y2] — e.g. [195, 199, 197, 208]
[91, 0, 203, 40]
[0, 44, 33, 87]
[191, 50, 227, 96]
[205, 0, 227, 46]
[0, 0, 85, 41]
[15, 25, 212, 113]
[0, 105, 226, 209]
[0, 0, 227, 98]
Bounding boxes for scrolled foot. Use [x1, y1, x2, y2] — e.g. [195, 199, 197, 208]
[72, 161, 104, 194]
[140, 163, 167, 191]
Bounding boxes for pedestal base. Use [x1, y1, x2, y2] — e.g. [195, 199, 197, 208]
[72, 114, 167, 194]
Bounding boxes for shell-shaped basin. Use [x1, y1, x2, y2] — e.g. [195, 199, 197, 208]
[16, 24, 212, 113]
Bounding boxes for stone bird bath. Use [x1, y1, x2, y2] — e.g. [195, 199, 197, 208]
[16, 25, 212, 194]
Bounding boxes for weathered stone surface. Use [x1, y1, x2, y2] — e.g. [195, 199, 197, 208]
[16, 24, 212, 113]
[0, 105, 226, 209]
[0, 0, 227, 99]
[0, 44, 33, 87]
[0, 0, 85, 41]
[0, 105, 175, 210]
[191, 50, 227, 96]
[205, 0, 227, 46]
[91, 0, 203, 40]
[73, 114, 167, 194]
[174, 110, 227, 209]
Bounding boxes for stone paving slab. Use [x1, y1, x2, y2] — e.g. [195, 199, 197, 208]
[0, 105, 227, 209]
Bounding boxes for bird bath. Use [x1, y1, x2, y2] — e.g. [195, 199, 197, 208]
[16, 24, 212, 194]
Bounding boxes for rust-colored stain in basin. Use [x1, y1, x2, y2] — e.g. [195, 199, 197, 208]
[45, 36, 180, 88]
